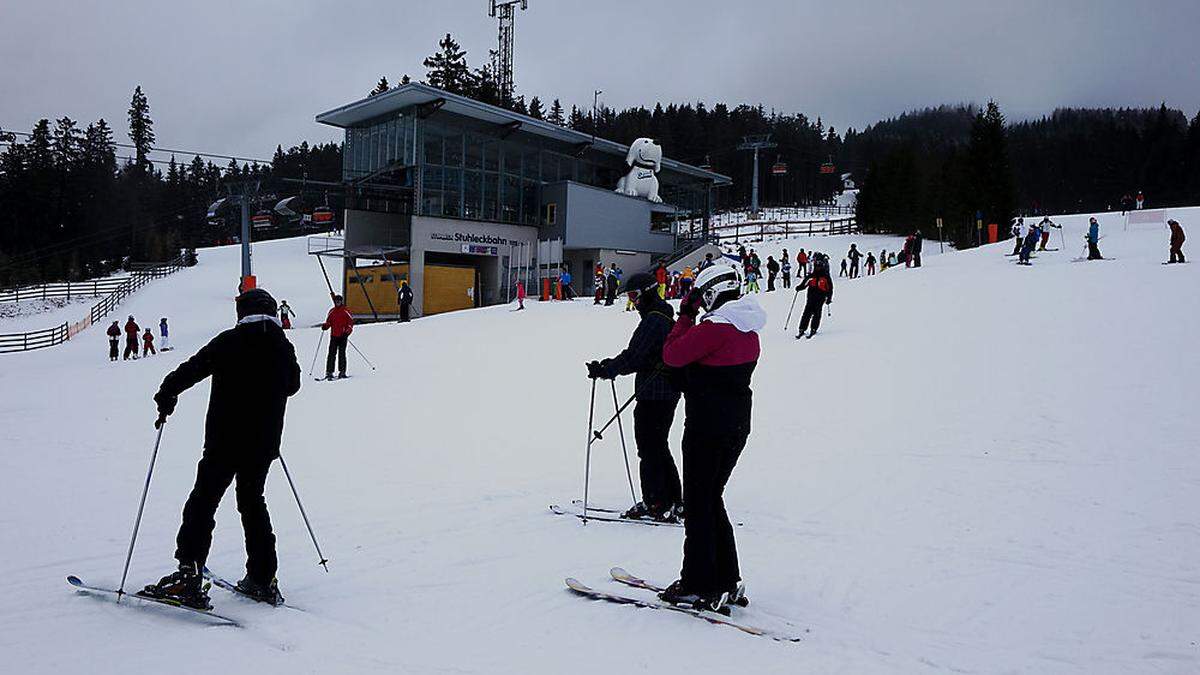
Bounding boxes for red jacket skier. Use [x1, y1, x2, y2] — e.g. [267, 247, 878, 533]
[123, 316, 140, 360]
[320, 294, 354, 379]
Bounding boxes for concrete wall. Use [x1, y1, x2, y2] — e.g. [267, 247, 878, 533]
[344, 209, 411, 253]
[542, 181, 676, 255]
[408, 215, 539, 316]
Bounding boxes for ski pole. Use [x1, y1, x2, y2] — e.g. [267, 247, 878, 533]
[118, 422, 165, 601]
[308, 331, 325, 378]
[784, 289, 799, 331]
[277, 453, 329, 572]
[590, 369, 662, 441]
[583, 378, 597, 525]
[347, 338, 377, 370]
[610, 381, 638, 504]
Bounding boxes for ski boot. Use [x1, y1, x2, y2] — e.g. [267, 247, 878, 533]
[620, 501, 657, 521]
[659, 580, 730, 615]
[235, 576, 285, 606]
[336, 372, 348, 380]
[139, 563, 211, 610]
[660, 503, 685, 524]
[727, 580, 749, 607]
[323, 373, 335, 381]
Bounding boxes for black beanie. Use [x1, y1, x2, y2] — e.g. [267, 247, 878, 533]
[236, 288, 277, 319]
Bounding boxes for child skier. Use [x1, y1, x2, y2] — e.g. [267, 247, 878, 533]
[587, 272, 683, 523]
[866, 252, 877, 276]
[141, 288, 300, 608]
[142, 328, 156, 357]
[659, 263, 765, 612]
[745, 268, 760, 293]
[107, 321, 121, 361]
[781, 255, 792, 289]
[796, 254, 834, 339]
[839, 258, 848, 278]
[159, 318, 170, 351]
[278, 301, 295, 329]
[123, 316, 140, 360]
[515, 279, 526, 310]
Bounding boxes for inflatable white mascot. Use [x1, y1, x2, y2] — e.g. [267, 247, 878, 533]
[615, 137, 663, 203]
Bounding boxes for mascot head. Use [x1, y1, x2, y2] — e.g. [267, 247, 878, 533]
[625, 138, 662, 173]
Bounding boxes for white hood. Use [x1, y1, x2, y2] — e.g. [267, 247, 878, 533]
[701, 295, 767, 333]
[237, 314, 282, 327]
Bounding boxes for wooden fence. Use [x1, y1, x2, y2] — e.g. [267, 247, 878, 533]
[0, 277, 131, 304]
[0, 256, 187, 354]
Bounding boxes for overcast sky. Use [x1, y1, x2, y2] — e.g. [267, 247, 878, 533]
[2, 0, 1197, 162]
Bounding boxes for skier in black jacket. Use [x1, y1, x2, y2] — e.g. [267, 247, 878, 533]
[140, 288, 301, 609]
[397, 280, 414, 322]
[911, 230, 924, 267]
[587, 272, 683, 522]
[796, 254, 834, 339]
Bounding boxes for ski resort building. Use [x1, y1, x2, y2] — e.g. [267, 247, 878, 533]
[313, 82, 730, 319]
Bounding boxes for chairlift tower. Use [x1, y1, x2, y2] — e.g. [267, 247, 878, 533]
[489, 0, 528, 106]
[738, 134, 776, 217]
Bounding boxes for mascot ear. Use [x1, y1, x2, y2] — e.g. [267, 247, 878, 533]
[624, 141, 638, 167]
[653, 148, 662, 173]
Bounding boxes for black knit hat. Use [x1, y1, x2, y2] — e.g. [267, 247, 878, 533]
[624, 272, 658, 295]
[236, 288, 277, 319]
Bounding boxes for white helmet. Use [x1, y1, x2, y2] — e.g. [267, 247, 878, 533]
[693, 263, 743, 311]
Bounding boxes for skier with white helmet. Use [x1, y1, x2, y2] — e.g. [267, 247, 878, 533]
[658, 264, 766, 612]
[587, 271, 683, 522]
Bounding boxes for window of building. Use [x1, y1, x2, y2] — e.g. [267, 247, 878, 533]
[543, 203, 557, 225]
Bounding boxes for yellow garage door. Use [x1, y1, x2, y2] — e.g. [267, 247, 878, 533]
[345, 263, 409, 316]
[423, 264, 476, 316]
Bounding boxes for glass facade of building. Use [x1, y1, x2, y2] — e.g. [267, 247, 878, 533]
[343, 111, 709, 227]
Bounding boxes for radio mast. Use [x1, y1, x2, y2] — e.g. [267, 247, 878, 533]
[488, 1, 528, 106]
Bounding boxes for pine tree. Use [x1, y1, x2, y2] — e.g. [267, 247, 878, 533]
[512, 95, 528, 115]
[423, 33, 474, 95]
[83, 119, 117, 173]
[127, 86, 155, 174]
[473, 63, 501, 106]
[370, 77, 389, 96]
[400, 74, 411, 85]
[548, 99, 565, 126]
[528, 96, 544, 119]
[967, 100, 1016, 241]
[52, 117, 80, 168]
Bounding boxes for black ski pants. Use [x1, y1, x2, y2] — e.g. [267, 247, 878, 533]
[109, 338, 119, 360]
[1088, 242, 1102, 260]
[798, 297, 825, 336]
[400, 303, 411, 322]
[849, 260, 859, 278]
[175, 451, 277, 583]
[633, 398, 682, 509]
[326, 334, 348, 376]
[680, 394, 749, 594]
[782, 272, 791, 288]
[1170, 244, 1185, 263]
[123, 337, 138, 360]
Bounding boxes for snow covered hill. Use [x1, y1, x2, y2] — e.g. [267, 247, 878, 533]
[2, 208, 1197, 673]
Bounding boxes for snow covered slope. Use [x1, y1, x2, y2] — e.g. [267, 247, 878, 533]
[1, 210, 1197, 673]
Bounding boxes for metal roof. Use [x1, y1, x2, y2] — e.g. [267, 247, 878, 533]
[316, 82, 731, 186]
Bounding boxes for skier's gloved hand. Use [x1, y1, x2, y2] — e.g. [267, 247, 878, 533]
[597, 359, 616, 380]
[586, 361, 604, 379]
[154, 390, 177, 419]
[679, 289, 703, 319]
[154, 414, 167, 430]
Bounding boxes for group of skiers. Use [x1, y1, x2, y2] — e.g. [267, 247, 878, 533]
[106, 316, 170, 361]
[1009, 215, 1186, 265]
[586, 262, 765, 612]
[1119, 191, 1146, 215]
[1010, 216, 1063, 264]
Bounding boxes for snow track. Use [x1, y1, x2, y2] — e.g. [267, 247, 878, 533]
[2, 209, 1198, 673]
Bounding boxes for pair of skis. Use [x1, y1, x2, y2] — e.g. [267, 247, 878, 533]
[67, 568, 293, 627]
[549, 501, 745, 528]
[566, 567, 804, 643]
